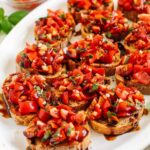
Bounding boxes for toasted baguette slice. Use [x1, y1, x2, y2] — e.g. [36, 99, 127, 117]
[2, 73, 50, 126]
[68, 0, 113, 23]
[118, 1, 150, 22]
[116, 74, 150, 95]
[66, 35, 121, 76]
[24, 106, 90, 150]
[89, 107, 144, 135]
[16, 46, 67, 79]
[87, 83, 145, 135]
[26, 124, 90, 150]
[34, 9, 75, 49]
[123, 17, 150, 53]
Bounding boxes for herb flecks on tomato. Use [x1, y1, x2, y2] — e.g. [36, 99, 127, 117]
[88, 83, 144, 122]
[24, 105, 89, 145]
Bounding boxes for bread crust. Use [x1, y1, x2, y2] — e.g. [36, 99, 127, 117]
[26, 125, 90, 150]
[116, 74, 150, 95]
[89, 107, 144, 135]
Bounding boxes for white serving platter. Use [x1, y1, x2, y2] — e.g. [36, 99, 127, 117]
[0, 0, 149, 150]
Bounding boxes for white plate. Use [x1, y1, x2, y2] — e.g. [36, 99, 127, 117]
[0, 0, 150, 150]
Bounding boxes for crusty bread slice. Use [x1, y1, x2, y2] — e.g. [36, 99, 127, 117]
[68, 2, 113, 23]
[26, 124, 90, 150]
[116, 74, 150, 95]
[16, 51, 67, 79]
[89, 106, 144, 135]
[2, 93, 36, 126]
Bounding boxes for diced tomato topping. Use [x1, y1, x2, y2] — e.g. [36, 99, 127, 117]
[92, 26, 100, 33]
[99, 53, 113, 64]
[62, 91, 69, 104]
[133, 65, 143, 73]
[19, 101, 38, 115]
[37, 129, 45, 138]
[49, 107, 59, 118]
[38, 109, 50, 123]
[60, 109, 69, 120]
[116, 101, 137, 117]
[101, 99, 111, 117]
[92, 67, 105, 75]
[115, 87, 129, 100]
[133, 71, 150, 85]
[75, 126, 88, 142]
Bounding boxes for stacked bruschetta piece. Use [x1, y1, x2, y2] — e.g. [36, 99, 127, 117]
[1, 0, 150, 149]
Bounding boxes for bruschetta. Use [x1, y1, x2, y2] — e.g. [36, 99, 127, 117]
[2, 73, 50, 125]
[24, 104, 90, 150]
[68, 0, 113, 23]
[116, 51, 150, 94]
[66, 35, 121, 76]
[81, 10, 132, 41]
[47, 63, 110, 110]
[118, 0, 150, 22]
[123, 14, 150, 53]
[34, 9, 75, 48]
[87, 83, 144, 135]
[16, 43, 66, 77]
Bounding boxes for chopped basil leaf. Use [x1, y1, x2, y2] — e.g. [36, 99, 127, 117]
[53, 48, 58, 52]
[8, 10, 28, 25]
[34, 86, 43, 96]
[67, 128, 72, 136]
[42, 131, 51, 142]
[88, 55, 93, 58]
[20, 62, 24, 68]
[69, 76, 76, 85]
[107, 111, 116, 118]
[0, 8, 4, 19]
[60, 13, 66, 19]
[92, 83, 99, 91]
[1, 18, 13, 33]
[21, 53, 26, 58]
[53, 129, 61, 138]
[101, 17, 107, 22]
[106, 32, 112, 38]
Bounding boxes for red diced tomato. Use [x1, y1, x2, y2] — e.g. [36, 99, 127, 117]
[133, 65, 143, 73]
[38, 98, 46, 108]
[115, 85, 129, 100]
[26, 52, 37, 61]
[38, 109, 50, 122]
[133, 71, 150, 85]
[102, 99, 111, 110]
[92, 67, 105, 75]
[19, 101, 38, 115]
[62, 91, 69, 104]
[92, 26, 100, 34]
[37, 129, 45, 138]
[144, 68, 150, 75]
[57, 104, 72, 111]
[99, 53, 113, 64]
